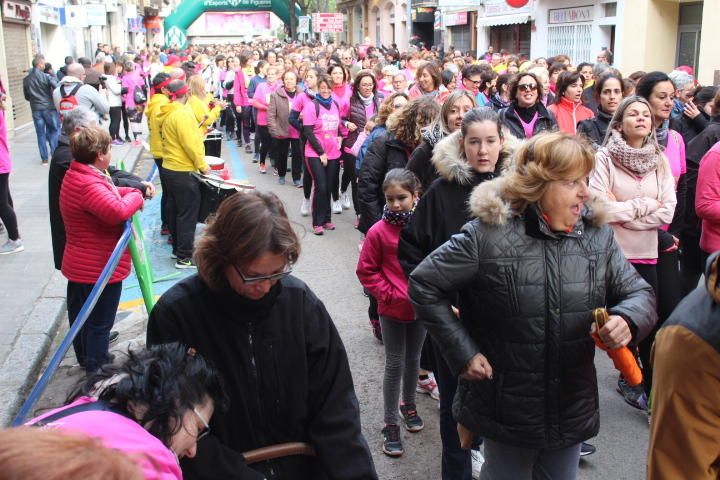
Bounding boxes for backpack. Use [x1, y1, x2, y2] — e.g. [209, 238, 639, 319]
[133, 85, 147, 105]
[58, 83, 82, 119]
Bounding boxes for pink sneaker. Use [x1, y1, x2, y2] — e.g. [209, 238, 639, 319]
[259, 164, 267, 174]
[313, 226, 324, 235]
[323, 222, 336, 230]
[416, 374, 440, 401]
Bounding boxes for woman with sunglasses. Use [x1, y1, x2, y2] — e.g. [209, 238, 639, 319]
[28, 343, 225, 480]
[497, 72, 557, 140]
[147, 191, 378, 480]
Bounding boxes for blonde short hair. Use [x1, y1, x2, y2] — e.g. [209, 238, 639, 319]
[187, 74, 207, 98]
[503, 132, 595, 212]
[70, 124, 112, 165]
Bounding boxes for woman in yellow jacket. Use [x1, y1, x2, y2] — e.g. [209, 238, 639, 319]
[145, 72, 171, 234]
[187, 74, 226, 137]
[159, 80, 209, 269]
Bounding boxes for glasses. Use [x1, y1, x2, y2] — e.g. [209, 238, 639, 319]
[466, 79, 481, 86]
[233, 264, 293, 284]
[518, 83, 538, 92]
[192, 407, 210, 441]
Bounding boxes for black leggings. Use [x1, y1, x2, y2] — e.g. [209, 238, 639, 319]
[341, 152, 359, 214]
[306, 157, 340, 227]
[273, 138, 302, 181]
[258, 125, 272, 166]
[121, 105, 130, 138]
[299, 136, 312, 199]
[109, 106, 122, 140]
[0, 173, 19, 240]
[680, 231, 703, 295]
[235, 106, 252, 145]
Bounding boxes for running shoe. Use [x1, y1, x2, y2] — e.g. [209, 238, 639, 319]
[313, 226, 324, 235]
[300, 198, 310, 217]
[259, 164, 267, 174]
[416, 374, 440, 401]
[0, 239, 24, 255]
[381, 424, 403, 457]
[399, 403, 424, 432]
[323, 222, 336, 230]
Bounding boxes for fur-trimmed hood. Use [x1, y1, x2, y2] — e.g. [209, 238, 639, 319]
[431, 129, 521, 185]
[469, 176, 608, 227]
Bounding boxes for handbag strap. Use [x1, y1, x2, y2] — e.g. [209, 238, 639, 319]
[31, 400, 125, 427]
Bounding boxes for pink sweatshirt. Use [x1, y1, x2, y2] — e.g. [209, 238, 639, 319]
[590, 148, 677, 260]
[251, 81, 277, 125]
[0, 109, 10, 174]
[28, 397, 181, 480]
[121, 71, 144, 109]
[302, 98, 346, 159]
[356, 219, 415, 322]
[695, 142, 720, 253]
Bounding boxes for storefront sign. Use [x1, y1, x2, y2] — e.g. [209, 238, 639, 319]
[444, 11, 467, 26]
[202, 0, 270, 8]
[3, 0, 31, 24]
[548, 5, 593, 24]
[413, 7, 434, 23]
[204, 12, 269, 32]
[63, 5, 87, 26]
[128, 16, 145, 32]
[36, 3, 60, 24]
[312, 12, 343, 33]
[298, 15, 310, 34]
[437, 0, 478, 8]
[85, 4, 106, 25]
[484, 0, 531, 16]
[143, 14, 161, 29]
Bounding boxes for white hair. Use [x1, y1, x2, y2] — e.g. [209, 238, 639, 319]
[668, 70, 694, 90]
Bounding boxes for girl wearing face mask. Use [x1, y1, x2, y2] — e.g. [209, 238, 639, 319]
[356, 169, 424, 458]
[250, 65, 280, 174]
[28, 343, 226, 480]
[498, 72, 557, 139]
[590, 95, 677, 407]
[548, 71, 595, 135]
[577, 72, 625, 149]
[407, 90, 477, 192]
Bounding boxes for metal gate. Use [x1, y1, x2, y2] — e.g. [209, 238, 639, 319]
[3, 22, 32, 127]
[547, 23, 592, 64]
[449, 24, 471, 54]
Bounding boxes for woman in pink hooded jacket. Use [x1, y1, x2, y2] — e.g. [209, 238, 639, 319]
[0, 78, 22, 255]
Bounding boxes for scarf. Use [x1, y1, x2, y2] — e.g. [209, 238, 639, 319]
[285, 88, 296, 98]
[421, 122, 443, 148]
[358, 92, 373, 107]
[606, 129, 659, 175]
[315, 94, 333, 108]
[515, 103, 538, 123]
[655, 118, 669, 148]
[382, 204, 415, 227]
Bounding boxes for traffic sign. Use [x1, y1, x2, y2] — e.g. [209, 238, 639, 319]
[312, 12, 343, 33]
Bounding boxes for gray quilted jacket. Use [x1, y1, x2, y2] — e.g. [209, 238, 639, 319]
[408, 176, 656, 449]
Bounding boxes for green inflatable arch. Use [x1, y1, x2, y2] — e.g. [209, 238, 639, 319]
[164, 0, 302, 48]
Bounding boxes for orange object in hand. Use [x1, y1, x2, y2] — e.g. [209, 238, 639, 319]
[591, 308, 643, 387]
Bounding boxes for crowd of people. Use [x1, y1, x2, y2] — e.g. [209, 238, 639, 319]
[1, 37, 720, 480]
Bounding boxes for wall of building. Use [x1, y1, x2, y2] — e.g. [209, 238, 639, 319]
[616, 0, 678, 75]
[697, 0, 719, 85]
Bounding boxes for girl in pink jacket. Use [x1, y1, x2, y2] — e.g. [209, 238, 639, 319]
[356, 169, 425, 458]
[251, 65, 279, 174]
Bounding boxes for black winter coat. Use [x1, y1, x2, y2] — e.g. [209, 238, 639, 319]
[671, 111, 710, 147]
[683, 119, 720, 239]
[357, 131, 411, 233]
[577, 108, 613, 149]
[498, 102, 556, 139]
[147, 275, 377, 480]
[22, 67, 57, 111]
[408, 177, 656, 449]
[406, 140, 436, 193]
[341, 93, 383, 152]
[48, 137, 147, 270]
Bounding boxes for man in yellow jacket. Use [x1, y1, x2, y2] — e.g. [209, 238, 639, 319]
[159, 79, 209, 269]
[146, 72, 171, 233]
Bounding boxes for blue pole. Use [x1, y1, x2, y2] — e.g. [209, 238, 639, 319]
[11, 222, 133, 427]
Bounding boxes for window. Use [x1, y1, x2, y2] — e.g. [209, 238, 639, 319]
[547, 24, 592, 64]
[449, 24, 471, 53]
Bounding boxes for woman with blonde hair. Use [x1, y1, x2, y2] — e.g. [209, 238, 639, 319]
[409, 131, 656, 478]
[186, 74, 226, 136]
[590, 95, 677, 407]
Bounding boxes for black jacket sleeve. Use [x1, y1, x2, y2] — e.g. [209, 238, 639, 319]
[108, 166, 147, 194]
[303, 126, 324, 156]
[398, 189, 438, 278]
[357, 135, 387, 233]
[669, 172, 687, 237]
[303, 292, 378, 479]
[406, 141, 436, 193]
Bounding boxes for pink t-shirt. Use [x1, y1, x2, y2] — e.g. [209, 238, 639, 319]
[331, 83, 351, 119]
[29, 397, 182, 480]
[302, 99, 343, 159]
[251, 81, 278, 125]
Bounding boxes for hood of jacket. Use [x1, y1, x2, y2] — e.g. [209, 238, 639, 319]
[468, 175, 607, 228]
[58, 75, 83, 86]
[431, 129, 520, 185]
[158, 100, 184, 124]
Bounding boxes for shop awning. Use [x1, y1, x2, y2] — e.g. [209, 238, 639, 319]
[476, 13, 531, 27]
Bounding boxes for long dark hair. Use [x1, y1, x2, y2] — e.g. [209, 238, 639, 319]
[635, 71, 673, 101]
[69, 343, 227, 448]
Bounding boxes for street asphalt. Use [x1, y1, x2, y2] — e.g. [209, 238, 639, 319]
[4, 128, 649, 479]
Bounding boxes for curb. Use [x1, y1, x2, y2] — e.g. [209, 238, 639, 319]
[0, 145, 145, 427]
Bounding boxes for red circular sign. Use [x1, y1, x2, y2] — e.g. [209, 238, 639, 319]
[506, 0, 529, 7]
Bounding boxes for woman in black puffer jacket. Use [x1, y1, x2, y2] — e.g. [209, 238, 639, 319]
[408, 132, 656, 478]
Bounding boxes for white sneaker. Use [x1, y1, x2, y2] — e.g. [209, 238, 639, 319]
[0, 238, 24, 255]
[471, 449, 484, 479]
[300, 198, 310, 217]
[341, 191, 351, 210]
[416, 373, 440, 401]
[332, 200, 342, 214]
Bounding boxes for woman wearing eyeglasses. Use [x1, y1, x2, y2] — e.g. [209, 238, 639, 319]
[28, 343, 225, 480]
[497, 72, 557, 140]
[147, 191, 378, 480]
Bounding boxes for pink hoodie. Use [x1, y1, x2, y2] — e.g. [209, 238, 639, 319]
[356, 218, 415, 322]
[251, 81, 278, 125]
[28, 397, 182, 480]
[696, 142, 720, 253]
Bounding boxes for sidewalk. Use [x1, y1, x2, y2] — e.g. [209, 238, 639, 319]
[0, 126, 142, 426]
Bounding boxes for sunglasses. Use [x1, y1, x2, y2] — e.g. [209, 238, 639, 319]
[233, 264, 293, 284]
[518, 83, 538, 92]
[193, 407, 211, 441]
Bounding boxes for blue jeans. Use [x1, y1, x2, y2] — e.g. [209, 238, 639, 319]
[32, 109, 59, 161]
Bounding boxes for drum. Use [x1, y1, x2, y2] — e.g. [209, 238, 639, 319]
[195, 174, 242, 223]
[205, 155, 224, 171]
[204, 129, 223, 157]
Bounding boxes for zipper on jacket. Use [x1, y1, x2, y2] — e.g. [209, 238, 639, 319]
[247, 321, 275, 477]
[588, 260, 596, 303]
[503, 266, 520, 314]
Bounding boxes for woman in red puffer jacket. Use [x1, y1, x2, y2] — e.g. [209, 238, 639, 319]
[548, 71, 594, 135]
[60, 125, 145, 373]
